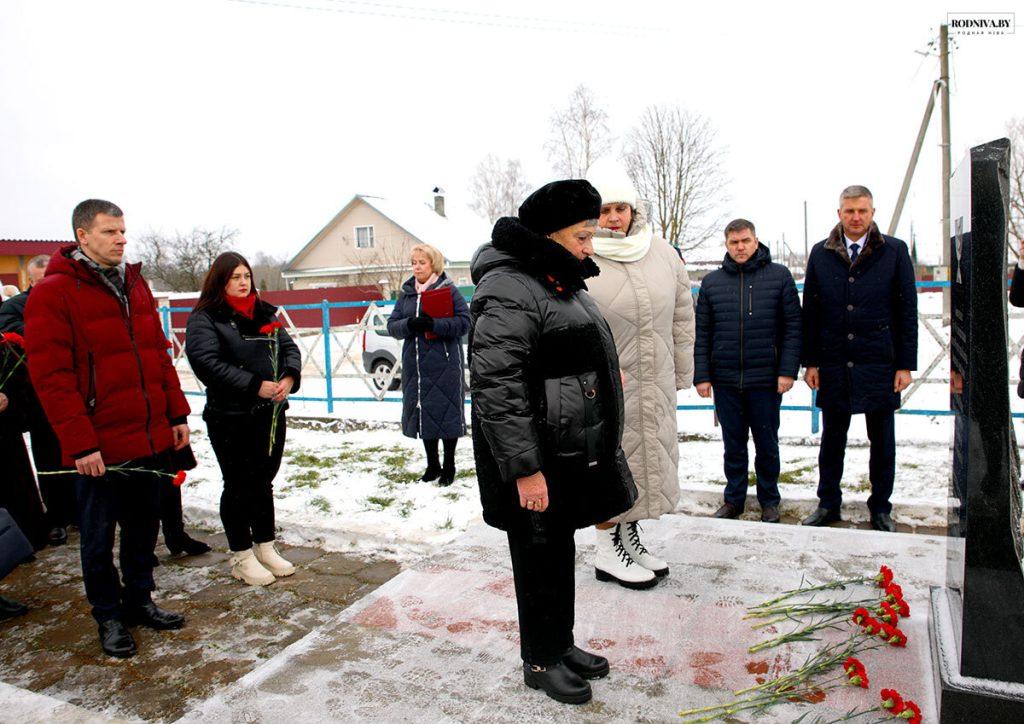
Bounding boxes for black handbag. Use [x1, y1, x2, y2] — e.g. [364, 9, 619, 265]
[0, 508, 33, 581]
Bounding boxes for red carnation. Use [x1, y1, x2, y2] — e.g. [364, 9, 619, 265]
[878, 601, 900, 624]
[843, 658, 869, 688]
[887, 626, 908, 647]
[852, 607, 871, 625]
[172, 470, 186, 487]
[0, 332, 25, 348]
[885, 582, 904, 601]
[862, 617, 884, 636]
[842, 656, 862, 674]
[899, 700, 922, 724]
[895, 597, 911, 617]
[876, 564, 895, 588]
[880, 688, 906, 714]
[259, 321, 284, 335]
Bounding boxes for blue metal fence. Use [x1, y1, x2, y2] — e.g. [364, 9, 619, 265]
[160, 280, 1024, 430]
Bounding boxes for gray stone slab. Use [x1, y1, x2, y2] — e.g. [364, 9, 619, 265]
[182, 516, 955, 722]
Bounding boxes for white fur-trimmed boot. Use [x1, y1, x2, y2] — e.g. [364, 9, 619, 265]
[230, 549, 276, 586]
[593, 525, 657, 590]
[253, 541, 296, 577]
[620, 522, 669, 577]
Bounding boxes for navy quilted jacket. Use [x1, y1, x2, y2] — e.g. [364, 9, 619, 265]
[387, 273, 470, 440]
[694, 244, 801, 389]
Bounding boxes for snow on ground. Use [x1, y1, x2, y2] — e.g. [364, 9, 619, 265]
[170, 292, 1021, 556]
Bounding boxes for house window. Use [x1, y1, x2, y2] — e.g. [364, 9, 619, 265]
[355, 226, 374, 249]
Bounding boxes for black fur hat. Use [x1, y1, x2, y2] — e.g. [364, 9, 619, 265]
[518, 180, 602, 236]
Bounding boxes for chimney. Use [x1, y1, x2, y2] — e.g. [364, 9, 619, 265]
[432, 186, 446, 218]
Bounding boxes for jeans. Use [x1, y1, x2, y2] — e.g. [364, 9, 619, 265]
[816, 408, 895, 514]
[713, 386, 783, 509]
[75, 467, 161, 622]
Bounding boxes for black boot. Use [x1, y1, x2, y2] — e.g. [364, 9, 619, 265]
[437, 438, 457, 486]
[421, 439, 441, 482]
[47, 526, 68, 546]
[0, 595, 28, 622]
[562, 646, 609, 679]
[523, 661, 592, 704]
[99, 620, 137, 658]
[123, 602, 186, 630]
[801, 506, 842, 526]
[166, 534, 212, 556]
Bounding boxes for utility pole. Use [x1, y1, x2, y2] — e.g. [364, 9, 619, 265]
[803, 200, 809, 264]
[940, 23, 952, 324]
[888, 81, 939, 236]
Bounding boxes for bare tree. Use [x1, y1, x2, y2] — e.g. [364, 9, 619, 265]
[133, 227, 239, 292]
[544, 84, 614, 177]
[250, 251, 289, 292]
[1008, 117, 1024, 257]
[468, 154, 532, 224]
[623, 105, 728, 253]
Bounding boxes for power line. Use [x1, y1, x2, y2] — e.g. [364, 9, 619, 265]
[226, 0, 668, 37]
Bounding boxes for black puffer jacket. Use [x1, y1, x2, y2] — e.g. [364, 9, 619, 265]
[0, 290, 28, 336]
[185, 298, 302, 418]
[469, 217, 637, 531]
[801, 223, 918, 413]
[694, 244, 801, 389]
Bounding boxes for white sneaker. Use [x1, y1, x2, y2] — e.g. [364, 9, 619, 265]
[253, 541, 296, 577]
[620, 522, 669, 577]
[230, 548, 276, 586]
[593, 525, 657, 589]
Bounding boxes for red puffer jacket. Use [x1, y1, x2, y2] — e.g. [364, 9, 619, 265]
[24, 245, 190, 466]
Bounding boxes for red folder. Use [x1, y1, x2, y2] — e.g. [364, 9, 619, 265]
[420, 287, 453, 340]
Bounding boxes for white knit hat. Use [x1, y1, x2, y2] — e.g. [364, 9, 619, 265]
[585, 159, 638, 208]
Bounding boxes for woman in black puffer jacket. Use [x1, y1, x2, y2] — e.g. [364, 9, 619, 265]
[186, 252, 302, 587]
[470, 180, 637, 706]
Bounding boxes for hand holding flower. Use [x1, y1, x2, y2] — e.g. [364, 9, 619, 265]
[273, 375, 294, 403]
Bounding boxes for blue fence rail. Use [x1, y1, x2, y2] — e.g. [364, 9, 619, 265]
[159, 280, 1024, 430]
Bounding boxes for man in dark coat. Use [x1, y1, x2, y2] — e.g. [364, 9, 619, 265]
[694, 219, 801, 523]
[801, 186, 918, 532]
[0, 254, 75, 545]
[470, 180, 637, 705]
[24, 199, 191, 658]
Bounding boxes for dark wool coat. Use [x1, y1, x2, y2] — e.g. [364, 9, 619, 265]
[185, 298, 302, 418]
[387, 273, 470, 440]
[694, 244, 802, 389]
[24, 245, 191, 465]
[801, 223, 918, 413]
[469, 217, 638, 531]
[0, 367, 48, 551]
[1009, 265, 1024, 398]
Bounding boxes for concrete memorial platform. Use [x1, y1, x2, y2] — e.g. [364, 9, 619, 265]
[183, 517, 954, 722]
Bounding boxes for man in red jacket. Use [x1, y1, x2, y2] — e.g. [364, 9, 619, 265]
[24, 199, 191, 658]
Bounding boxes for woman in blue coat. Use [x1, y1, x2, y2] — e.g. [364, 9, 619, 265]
[387, 243, 471, 486]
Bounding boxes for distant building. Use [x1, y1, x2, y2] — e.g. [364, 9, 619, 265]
[283, 190, 490, 296]
[0, 239, 69, 289]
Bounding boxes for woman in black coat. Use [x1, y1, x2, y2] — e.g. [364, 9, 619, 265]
[185, 253, 302, 587]
[470, 180, 637, 705]
[387, 243, 470, 486]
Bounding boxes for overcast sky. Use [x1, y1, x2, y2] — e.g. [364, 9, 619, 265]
[1, 0, 1021, 264]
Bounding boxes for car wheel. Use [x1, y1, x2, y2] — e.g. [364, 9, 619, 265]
[372, 360, 400, 391]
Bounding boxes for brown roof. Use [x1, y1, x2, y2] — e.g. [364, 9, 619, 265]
[0, 240, 71, 256]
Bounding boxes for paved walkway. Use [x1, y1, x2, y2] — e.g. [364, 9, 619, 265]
[185, 518, 953, 722]
[0, 530, 399, 722]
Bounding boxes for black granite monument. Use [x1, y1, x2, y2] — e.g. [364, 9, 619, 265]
[932, 137, 1024, 720]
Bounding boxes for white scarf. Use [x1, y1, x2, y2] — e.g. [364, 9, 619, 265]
[593, 223, 653, 263]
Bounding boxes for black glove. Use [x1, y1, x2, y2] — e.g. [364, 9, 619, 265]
[407, 314, 433, 334]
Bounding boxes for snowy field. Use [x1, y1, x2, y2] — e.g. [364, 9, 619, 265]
[164, 291, 1024, 559]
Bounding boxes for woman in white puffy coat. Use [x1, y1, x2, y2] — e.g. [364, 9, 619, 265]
[584, 161, 695, 589]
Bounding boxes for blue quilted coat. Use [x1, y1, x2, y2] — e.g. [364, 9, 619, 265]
[387, 273, 470, 440]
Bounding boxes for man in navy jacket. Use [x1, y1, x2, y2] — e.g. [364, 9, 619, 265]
[801, 186, 918, 532]
[694, 219, 802, 523]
